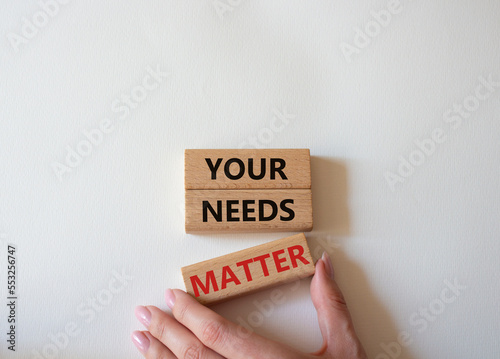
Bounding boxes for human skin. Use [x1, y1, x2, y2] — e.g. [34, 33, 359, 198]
[132, 252, 367, 359]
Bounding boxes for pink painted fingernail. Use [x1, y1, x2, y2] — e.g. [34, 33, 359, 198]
[134, 306, 151, 327]
[322, 252, 335, 279]
[131, 331, 150, 354]
[165, 289, 176, 309]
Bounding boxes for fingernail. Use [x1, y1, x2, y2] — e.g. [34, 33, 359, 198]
[131, 331, 150, 354]
[321, 252, 335, 279]
[134, 306, 151, 327]
[165, 289, 176, 309]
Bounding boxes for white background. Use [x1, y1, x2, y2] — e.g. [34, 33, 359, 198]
[1, 1, 499, 358]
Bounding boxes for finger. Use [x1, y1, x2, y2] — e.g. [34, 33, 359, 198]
[166, 289, 301, 359]
[310, 252, 367, 358]
[131, 330, 176, 359]
[135, 305, 224, 359]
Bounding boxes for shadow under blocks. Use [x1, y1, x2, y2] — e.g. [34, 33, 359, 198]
[310, 157, 414, 359]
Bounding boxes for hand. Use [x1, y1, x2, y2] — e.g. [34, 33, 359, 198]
[131, 252, 367, 358]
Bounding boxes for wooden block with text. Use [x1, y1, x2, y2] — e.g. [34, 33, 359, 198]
[185, 149, 311, 189]
[181, 233, 315, 305]
[185, 189, 312, 232]
[184, 149, 313, 233]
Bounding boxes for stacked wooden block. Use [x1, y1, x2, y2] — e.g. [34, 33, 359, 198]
[181, 233, 315, 305]
[184, 149, 313, 233]
[182, 149, 315, 305]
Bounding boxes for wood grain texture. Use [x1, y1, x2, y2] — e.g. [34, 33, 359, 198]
[185, 189, 313, 233]
[184, 149, 311, 189]
[181, 233, 315, 305]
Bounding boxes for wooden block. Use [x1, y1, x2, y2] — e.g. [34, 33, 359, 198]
[181, 233, 315, 305]
[185, 149, 311, 189]
[185, 189, 313, 233]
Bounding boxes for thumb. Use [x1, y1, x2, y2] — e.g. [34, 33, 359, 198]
[310, 252, 366, 358]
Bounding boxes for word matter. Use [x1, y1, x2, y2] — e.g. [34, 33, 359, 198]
[181, 233, 315, 305]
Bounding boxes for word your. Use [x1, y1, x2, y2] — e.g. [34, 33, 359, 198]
[7, 0, 71, 53]
[206, 158, 287, 180]
[190, 245, 310, 297]
[340, 0, 404, 63]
